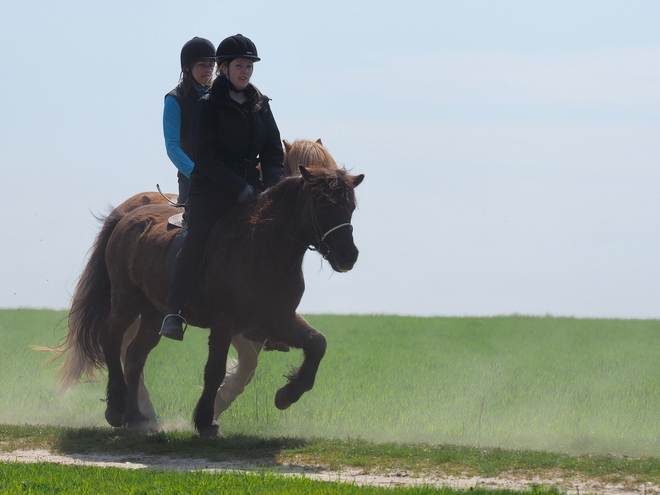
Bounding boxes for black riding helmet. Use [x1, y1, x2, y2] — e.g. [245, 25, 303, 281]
[180, 37, 216, 70]
[215, 34, 260, 62]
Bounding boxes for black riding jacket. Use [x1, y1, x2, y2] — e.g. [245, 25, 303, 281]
[190, 77, 284, 200]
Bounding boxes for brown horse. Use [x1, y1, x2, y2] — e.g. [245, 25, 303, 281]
[93, 139, 340, 424]
[59, 166, 363, 436]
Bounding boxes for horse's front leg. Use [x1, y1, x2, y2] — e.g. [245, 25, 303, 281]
[274, 313, 327, 410]
[214, 334, 262, 420]
[194, 328, 232, 437]
[123, 307, 162, 431]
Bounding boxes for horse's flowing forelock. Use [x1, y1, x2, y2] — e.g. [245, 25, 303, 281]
[303, 167, 356, 208]
[284, 140, 338, 176]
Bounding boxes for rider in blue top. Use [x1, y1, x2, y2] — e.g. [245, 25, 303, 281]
[163, 37, 216, 204]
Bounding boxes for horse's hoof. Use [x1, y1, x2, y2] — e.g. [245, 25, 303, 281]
[198, 421, 221, 438]
[126, 417, 160, 433]
[275, 388, 293, 410]
[105, 409, 125, 427]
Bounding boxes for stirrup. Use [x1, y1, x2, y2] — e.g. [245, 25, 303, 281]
[160, 313, 188, 341]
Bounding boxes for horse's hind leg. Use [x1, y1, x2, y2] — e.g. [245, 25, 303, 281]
[274, 313, 327, 410]
[123, 306, 162, 431]
[121, 315, 157, 422]
[214, 335, 262, 420]
[103, 300, 140, 427]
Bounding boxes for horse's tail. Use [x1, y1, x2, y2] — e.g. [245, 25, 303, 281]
[57, 209, 125, 392]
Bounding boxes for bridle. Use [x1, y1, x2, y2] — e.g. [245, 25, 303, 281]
[308, 200, 353, 259]
[286, 197, 353, 260]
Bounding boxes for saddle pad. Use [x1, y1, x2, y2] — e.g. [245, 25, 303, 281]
[168, 213, 185, 228]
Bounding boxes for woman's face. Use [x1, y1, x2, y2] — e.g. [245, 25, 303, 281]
[225, 58, 254, 91]
[191, 59, 215, 87]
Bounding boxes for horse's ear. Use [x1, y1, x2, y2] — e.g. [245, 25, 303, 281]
[299, 165, 312, 181]
[351, 174, 365, 188]
[315, 138, 323, 145]
[283, 139, 292, 152]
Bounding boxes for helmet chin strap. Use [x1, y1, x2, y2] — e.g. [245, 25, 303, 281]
[227, 81, 240, 92]
[221, 64, 243, 93]
[225, 75, 246, 93]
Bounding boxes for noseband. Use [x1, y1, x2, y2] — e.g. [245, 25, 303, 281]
[308, 200, 352, 259]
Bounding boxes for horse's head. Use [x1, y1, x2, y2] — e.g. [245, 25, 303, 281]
[299, 165, 364, 273]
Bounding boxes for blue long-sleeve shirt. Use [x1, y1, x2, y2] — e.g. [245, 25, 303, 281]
[163, 86, 208, 178]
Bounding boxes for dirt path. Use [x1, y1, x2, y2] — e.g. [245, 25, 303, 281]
[0, 449, 655, 494]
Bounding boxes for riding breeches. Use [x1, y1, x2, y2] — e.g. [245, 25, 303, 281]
[165, 178, 234, 314]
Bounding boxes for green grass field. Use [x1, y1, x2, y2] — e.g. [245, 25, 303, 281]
[2, 309, 660, 457]
[0, 461, 569, 495]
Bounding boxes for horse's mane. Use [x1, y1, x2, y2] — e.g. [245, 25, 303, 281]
[283, 139, 338, 177]
[251, 166, 355, 226]
[207, 175, 302, 255]
[212, 167, 355, 261]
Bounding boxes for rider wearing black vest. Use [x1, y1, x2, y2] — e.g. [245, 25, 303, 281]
[163, 37, 215, 204]
[165, 86, 198, 159]
[160, 34, 285, 341]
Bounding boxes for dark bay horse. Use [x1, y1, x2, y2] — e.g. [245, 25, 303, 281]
[59, 166, 363, 436]
[76, 139, 341, 424]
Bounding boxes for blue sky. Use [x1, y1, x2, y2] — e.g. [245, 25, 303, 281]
[1, 1, 658, 318]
